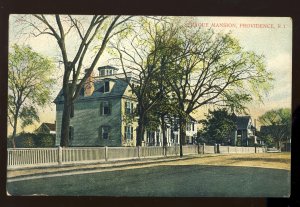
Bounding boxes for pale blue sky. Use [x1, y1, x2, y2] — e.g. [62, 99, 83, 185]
[8, 16, 292, 133]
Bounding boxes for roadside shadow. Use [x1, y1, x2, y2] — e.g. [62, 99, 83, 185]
[228, 157, 289, 164]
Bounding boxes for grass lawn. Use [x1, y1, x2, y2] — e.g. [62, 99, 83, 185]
[7, 152, 290, 197]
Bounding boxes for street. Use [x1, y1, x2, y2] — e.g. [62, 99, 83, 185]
[7, 153, 290, 197]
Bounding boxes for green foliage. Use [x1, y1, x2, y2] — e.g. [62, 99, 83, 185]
[200, 109, 236, 145]
[35, 133, 56, 147]
[11, 132, 56, 148]
[15, 133, 36, 148]
[19, 106, 40, 129]
[258, 108, 291, 146]
[8, 44, 55, 141]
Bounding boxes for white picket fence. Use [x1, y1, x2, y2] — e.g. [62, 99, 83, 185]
[7, 145, 266, 169]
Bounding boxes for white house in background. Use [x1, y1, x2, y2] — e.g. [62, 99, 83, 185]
[35, 122, 56, 134]
[145, 116, 198, 146]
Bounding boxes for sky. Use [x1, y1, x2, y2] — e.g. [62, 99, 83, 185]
[8, 16, 292, 134]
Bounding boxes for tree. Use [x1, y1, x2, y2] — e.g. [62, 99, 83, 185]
[112, 17, 174, 146]
[8, 44, 55, 148]
[160, 22, 273, 156]
[199, 109, 236, 145]
[258, 108, 291, 149]
[17, 15, 132, 146]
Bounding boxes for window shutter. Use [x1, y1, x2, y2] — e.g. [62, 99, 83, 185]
[124, 126, 127, 139]
[131, 127, 133, 140]
[99, 127, 102, 139]
[125, 101, 128, 114]
[105, 81, 110, 92]
[131, 103, 134, 114]
[192, 123, 195, 131]
[107, 127, 111, 139]
[109, 101, 112, 115]
[100, 102, 103, 116]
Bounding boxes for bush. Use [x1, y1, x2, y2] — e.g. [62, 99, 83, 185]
[15, 133, 36, 148]
[34, 133, 55, 147]
[12, 132, 56, 148]
[7, 138, 13, 148]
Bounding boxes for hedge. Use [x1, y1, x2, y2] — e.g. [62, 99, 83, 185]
[8, 133, 56, 148]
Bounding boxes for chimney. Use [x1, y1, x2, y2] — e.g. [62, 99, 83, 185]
[84, 69, 95, 97]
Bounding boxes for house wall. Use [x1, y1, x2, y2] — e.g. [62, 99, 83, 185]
[186, 122, 198, 144]
[55, 97, 122, 147]
[120, 98, 138, 146]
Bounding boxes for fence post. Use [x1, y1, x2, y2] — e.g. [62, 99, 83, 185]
[58, 146, 62, 165]
[255, 146, 257, 153]
[197, 144, 200, 154]
[203, 143, 205, 154]
[138, 146, 141, 158]
[228, 146, 230, 153]
[105, 146, 108, 161]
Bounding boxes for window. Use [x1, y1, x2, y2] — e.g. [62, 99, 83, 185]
[100, 69, 106, 76]
[104, 81, 110, 93]
[100, 101, 111, 115]
[99, 126, 110, 139]
[125, 101, 133, 114]
[69, 126, 74, 141]
[174, 118, 179, 131]
[125, 125, 133, 140]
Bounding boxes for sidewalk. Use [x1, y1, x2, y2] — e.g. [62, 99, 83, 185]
[7, 154, 223, 180]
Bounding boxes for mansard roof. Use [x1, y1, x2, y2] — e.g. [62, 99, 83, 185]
[236, 116, 251, 130]
[54, 77, 130, 104]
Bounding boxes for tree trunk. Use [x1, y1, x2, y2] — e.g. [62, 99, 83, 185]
[161, 114, 167, 147]
[136, 113, 145, 146]
[60, 88, 72, 147]
[161, 114, 167, 155]
[11, 105, 21, 148]
[179, 116, 186, 157]
[11, 114, 18, 148]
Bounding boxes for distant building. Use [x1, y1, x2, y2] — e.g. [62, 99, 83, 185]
[232, 115, 257, 146]
[35, 122, 56, 134]
[260, 125, 290, 150]
[145, 116, 198, 146]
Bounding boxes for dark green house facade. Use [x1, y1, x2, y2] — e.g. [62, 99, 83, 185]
[54, 66, 138, 147]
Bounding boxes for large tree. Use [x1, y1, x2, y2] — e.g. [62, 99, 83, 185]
[17, 15, 132, 146]
[112, 17, 175, 146]
[8, 44, 55, 148]
[258, 108, 291, 149]
[160, 20, 273, 157]
[199, 108, 237, 145]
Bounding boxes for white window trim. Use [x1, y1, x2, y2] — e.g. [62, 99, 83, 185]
[125, 101, 132, 114]
[125, 125, 133, 140]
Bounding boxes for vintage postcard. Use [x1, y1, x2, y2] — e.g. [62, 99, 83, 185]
[7, 15, 291, 197]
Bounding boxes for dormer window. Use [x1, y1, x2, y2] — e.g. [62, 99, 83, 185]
[98, 66, 118, 77]
[104, 81, 110, 93]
